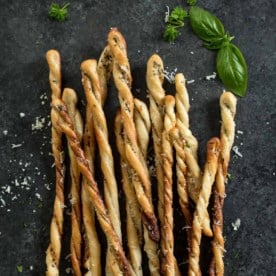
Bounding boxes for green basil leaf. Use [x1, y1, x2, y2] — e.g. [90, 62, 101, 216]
[217, 43, 248, 97]
[189, 6, 225, 42]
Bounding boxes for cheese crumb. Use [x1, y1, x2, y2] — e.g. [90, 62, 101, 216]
[205, 72, 217, 80]
[19, 113, 26, 118]
[11, 144, 22, 149]
[187, 80, 195, 84]
[3, 130, 8, 135]
[32, 117, 46, 131]
[232, 218, 241, 231]
[232, 146, 243, 158]
[164, 6, 170, 23]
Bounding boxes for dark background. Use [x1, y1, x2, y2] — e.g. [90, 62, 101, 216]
[0, 0, 275, 275]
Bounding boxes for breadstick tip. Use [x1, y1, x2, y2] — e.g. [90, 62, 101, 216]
[46, 49, 61, 64]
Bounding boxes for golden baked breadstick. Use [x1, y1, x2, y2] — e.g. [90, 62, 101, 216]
[210, 92, 237, 276]
[161, 95, 179, 275]
[174, 73, 201, 203]
[170, 127, 193, 249]
[62, 88, 83, 276]
[146, 54, 166, 242]
[97, 45, 113, 103]
[82, 107, 101, 276]
[81, 59, 123, 275]
[45, 49, 65, 276]
[115, 111, 143, 276]
[134, 99, 161, 276]
[188, 138, 221, 276]
[108, 28, 159, 242]
[51, 98, 133, 276]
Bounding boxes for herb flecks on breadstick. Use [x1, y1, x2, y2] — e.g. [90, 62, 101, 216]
[51, 98, 133, 276]
[162, 95, 179, 275]
[45, 49, 65, 276]
[210, 92, 237, 276]
[62, 88, 83, 276]
[82, 106, 101, 276]
[189, 138, 221, 276]
[108, 28, 159, 242]
[81, 59, 123, 275]
[134, 99, 161, 275]
[115, 111, 143, 276]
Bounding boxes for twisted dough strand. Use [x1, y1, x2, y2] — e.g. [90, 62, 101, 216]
[45, 50, 65, 276]
[62, 88, 83, 276]
[115, 111, 143, 276]
[161, 95, 179, 275]
[108, 28, 159, 242]
[82, 106, 101, 276]
[134, 99, 161, 276]
[146, 54, 165, 233]
[189, 138, 221, 276]
[211, 92, 237, 276]
[170, 127, 193, 250]
[81, 59, 123, 275]
[51, 98, 133, 276]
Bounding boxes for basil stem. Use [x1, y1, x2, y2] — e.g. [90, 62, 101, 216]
[217, 43, 248, 97]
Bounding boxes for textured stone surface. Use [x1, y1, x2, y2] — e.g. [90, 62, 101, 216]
[0, 0, 275, 275]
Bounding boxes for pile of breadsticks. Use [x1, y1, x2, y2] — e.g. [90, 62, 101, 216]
[45, 28, 237, 276]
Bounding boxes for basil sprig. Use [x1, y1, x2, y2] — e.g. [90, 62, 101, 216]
[189, 6, 248, 97]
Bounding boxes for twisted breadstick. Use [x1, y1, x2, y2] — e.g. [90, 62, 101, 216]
[82, 107, 101, 276]
[174, 73, 201, 203]
[134, 99, 161, 276]
[115, 111, 143, 276]
[188, 138, 221, 276]
[45, 50, 65, 276]
[62, 88, 83, 276]
[81, 59, 123, 275]
[146, 54, 165, 242]
[97, 45, 113, 103]
[170, 127, 193, 249]
[108, 28, 159, 242]
[161, 95, 179, 275]
[51, 98, 133, 276]
[210, 92, 237, 276]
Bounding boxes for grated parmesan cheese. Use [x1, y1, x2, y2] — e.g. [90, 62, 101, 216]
[19, 112, 25, 118]
[32, 117, 46, 131]
[164, 6, 170, 23]
[11, 144, 22, 149]
[205, 72, 217, 80]
[232, 146, 243, 158]
[232, 218, 241, 231]
[187, 80, 195, 84]
[3, 130, 8, 135]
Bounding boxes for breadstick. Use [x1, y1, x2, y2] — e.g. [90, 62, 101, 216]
[174, 73, 201, 203]
[81, 59, 123, 275]
[115, 111, 143, 276]
[161, 95, 179, 275]
[62, 88, 83, 276]
[97, 45, 113, 103]
[134, 99, 161, 275]
[146, 54, 165, 241]
[188, 138, 221, 276]
[45, 49, 65, 276]
[51, 98, 133, 276]
[210, 92, 237, 276]
[108, 28, 159, 242]
[82, 107, 101, 276]
[170, 127, 193, 249]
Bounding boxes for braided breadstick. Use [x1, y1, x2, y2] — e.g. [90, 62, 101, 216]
[81, 59, 123, 275]
[51, 98, 133, 276]
[161, 95, 179, 275]
[108, 28, 159, 242]
[170, 127, 193, 249]
[62, 88, 83, 276]
[174, 73, 201, 203]
[146, 53, 166, 240]
[82, 107, 101, 276]
[115, 111, 143, 276]
[188, 138, 221, 276]
[97, 45, 113, 103]
[210, 92, 237, 276]
[134, 99, 161, 276]
[45, 50, 65, 276]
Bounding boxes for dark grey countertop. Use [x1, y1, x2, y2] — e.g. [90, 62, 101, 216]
[0, 0, 275, 275]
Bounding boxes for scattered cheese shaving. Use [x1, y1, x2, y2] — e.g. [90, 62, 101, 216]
[164, 6, 170, 23]
[232, 146, 243, 158]
[205, 72, 217, 80]
[187, 80, 195, 84]
[232, 218, 241, 231]
[19, 113, 26, 118]
[11, 144, 22, 149]
[32, 117, 46, 131]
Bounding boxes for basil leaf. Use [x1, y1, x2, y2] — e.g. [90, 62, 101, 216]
[217, 43, 248, 97]
[189, 6, 225, 42]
